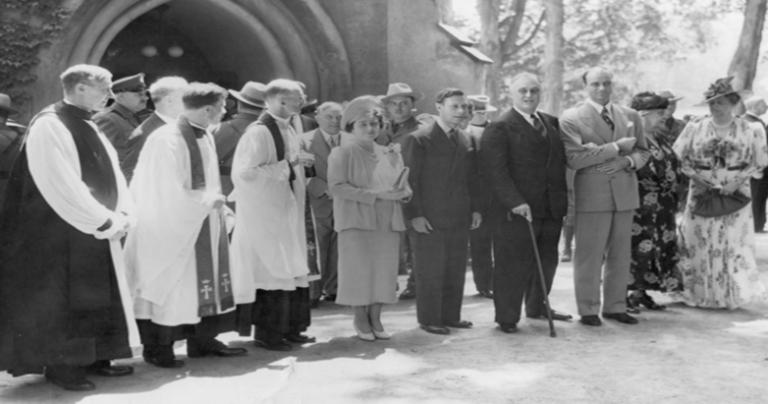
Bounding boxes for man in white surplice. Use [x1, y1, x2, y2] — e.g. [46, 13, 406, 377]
[230, 79, 315, 351]
[125, 82, 247, 368]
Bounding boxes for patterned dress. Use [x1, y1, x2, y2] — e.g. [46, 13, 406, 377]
[672, 117, 768, 308]
[629, 136, 683, 292]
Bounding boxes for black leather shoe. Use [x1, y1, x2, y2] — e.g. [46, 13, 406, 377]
[399, 287, 416, 300]
[285, 333, 316, 343]
[498, 323, 518, 334]
[446, 320, 473, 329]
[580, 315, 602, 326]
[527, 310, 573, 322]
[86, 360, 134, 377]
[253, 338, 293, 351]
[45, 366, 96, 391]
[144, 345, 185, 368]
[145, 355, 185, 368]
[602, 312, 639, 324]
[420, 324, 450, 335]
[636, 292, 666, 311]
[188, 338, 247, 358]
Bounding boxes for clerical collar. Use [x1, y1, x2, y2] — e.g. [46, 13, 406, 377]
[185, 119, 208, 138]
[60, 100, 94, 120]
[267, 111, 292, 126]
[586, 98, 612, 115]
[155, 111, 176, 124]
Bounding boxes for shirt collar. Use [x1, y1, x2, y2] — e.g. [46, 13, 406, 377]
[514, 106, 538, 124]
[155, 111, 175, 124]
[435, 117, 456, 135]
[586, 98, 612, 115]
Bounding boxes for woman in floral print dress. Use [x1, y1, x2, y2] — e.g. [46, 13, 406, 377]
[627, 93, 683, 312]
[672, 77, 768, 309]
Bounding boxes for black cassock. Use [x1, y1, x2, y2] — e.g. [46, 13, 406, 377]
[0, 102, 130, 376]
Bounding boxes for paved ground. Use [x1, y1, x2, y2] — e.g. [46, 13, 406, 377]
[2, 237, 768, 403]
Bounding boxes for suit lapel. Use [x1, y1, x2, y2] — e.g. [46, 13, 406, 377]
[311, 129, 331, 159]
[582, 104, 613, 143]
[611, 105, 629, 140]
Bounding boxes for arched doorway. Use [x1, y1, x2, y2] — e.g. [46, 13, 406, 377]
[29, 0, 352, 112]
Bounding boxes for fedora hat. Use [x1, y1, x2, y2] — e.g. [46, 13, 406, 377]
[381, 82, 423, 103]
[0, 93, 18, 115]
[229, 81, 267, 108]
[467, 94, 498, 113]
[697, 76, 750, 106]
[658, 90, 683, 102]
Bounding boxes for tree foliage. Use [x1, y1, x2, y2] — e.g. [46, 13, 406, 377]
[0, 0, 69, 111]
[472, 0, 744, 108]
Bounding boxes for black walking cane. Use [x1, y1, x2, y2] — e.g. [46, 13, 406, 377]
[525, 219, 557, 338]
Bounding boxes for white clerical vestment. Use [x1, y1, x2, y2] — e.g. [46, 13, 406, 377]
[229, 113, 309, 304]
[125, 123, 234, 326]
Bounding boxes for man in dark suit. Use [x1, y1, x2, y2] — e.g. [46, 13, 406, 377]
[93, 73, 148, 164]
[404, 88, 482, 335]
[744, 96, 768, 232]
[304, 102, 343, 302]
[121, 76, 188, 182]
[214, 81, 267, 197]
[481, 73, 571, 334]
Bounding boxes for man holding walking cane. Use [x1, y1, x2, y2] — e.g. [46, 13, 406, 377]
[480, 73, 571, 334]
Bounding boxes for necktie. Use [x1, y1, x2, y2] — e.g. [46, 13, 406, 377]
[531, 114, 545, 137]
[448, 128, 459, 146]
[330, 135, 339, 148]
[601, 106, 615, 131]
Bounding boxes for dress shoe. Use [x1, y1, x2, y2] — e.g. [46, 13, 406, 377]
[399, 287, 416, 300]
[187, 338, 247, 358]
[498, 323, 518, 334]
[527, 310, 573, 322]
[420, 324, 450, 335]
[354, 324, 376, 341]
[446, 320, 473, 329]
[635, 291, 666, 311]
[579, 315, 602, 326]
[321, 294, 337, 303]
[144, 345, 185, 368]
[477, 290, 494, 299]
[285, 333, 317, 343]
[86, 360, 134, 377]
[626, 295, 641, 314]
[371, 328, 392, 340]
[45, 365, 95, 391]
[602, 312, 639, 324]
[253, 338, 293, 351]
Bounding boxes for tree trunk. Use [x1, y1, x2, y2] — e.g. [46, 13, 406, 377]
[727, 0, 767, 91]
[477, 0, 502, 104]
[541, 0, 564, 115]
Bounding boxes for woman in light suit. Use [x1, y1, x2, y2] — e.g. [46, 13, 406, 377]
[328, 96, 411, 340]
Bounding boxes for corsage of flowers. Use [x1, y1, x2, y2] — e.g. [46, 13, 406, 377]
[701, 137, 738, 167]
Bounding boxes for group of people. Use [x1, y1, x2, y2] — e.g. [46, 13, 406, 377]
[0, 62, 767, 392]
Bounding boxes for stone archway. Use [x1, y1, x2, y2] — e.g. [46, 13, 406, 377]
[29, 0, 351, 113]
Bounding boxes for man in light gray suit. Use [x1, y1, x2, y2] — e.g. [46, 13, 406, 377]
[559, 67, 649, 326]
[305, 102, 343, 302]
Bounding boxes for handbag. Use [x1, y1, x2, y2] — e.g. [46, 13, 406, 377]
[691, 188, 750, 218]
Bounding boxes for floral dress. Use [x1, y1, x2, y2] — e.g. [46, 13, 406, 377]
[672, 117, 768, 308]
[629, 136, 683, 292]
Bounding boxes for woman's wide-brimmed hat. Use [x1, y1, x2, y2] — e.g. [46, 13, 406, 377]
[697, 76, 750, 106]
[630, 92, 669, 111]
